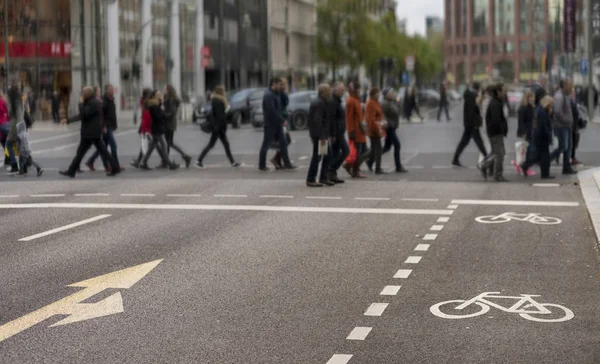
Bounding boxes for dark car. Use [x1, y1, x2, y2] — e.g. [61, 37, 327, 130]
[250, 91, 316, 130]
[247, 89, 266, 127]
[192, 88, 260, 128]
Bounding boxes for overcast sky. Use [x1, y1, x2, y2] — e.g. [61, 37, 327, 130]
[396, 0, 444, 36]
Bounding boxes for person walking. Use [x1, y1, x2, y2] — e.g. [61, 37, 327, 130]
[196, 85, 240, 168]
[452, 82, 488, 167]
[15, 118, 43, 176]
[131, 88, 153, 168]
[381, 88, 407, 173]
[550, 79, 577, 175]
[306, 83, 333, 187]
[5, 84, 22, 174]
[532, 74, 548, 106]
[163, 85, 192, 168]
[521, 96, 555, 179]
[365, 87, 386, 174]
[514, 90, 536, 176]
[0, 91, 9, 167]
[570, 88, 582, 166]
[344, 80, 367, 178]
[140, 90, 180, 170]
[327, 82, 349, 183]
[437, 82, 451, 122]
[481, 84, 509, 182]
[270, 78, 290, 169]
[51, 90, 60, 124]
[59, 86, 120, 178]
[259, 78, 295, 171]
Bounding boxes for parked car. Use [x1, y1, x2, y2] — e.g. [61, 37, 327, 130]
[248, 89, 266, 127]
[507, 89, 525, 116]
[192, 88, 260, 128]
[418, 89, 441, 108]
[287, 91, 317, 130]
[447, 89, 462, 103]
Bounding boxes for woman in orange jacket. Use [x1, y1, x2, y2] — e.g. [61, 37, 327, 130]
[344, 81, 367, 178]
[365, 87, 386, 174]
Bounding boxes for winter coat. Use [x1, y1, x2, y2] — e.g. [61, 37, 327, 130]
[262, 88, 285, 129]
[307, 96, 329, 140]
[16, 121, 30, 157]
[485, 96, 508, 137]
[532, 83, 547, 106]
[102, 94, 118, 130]
[51, 94, 60, 112]
[280, 92, 289, 121]
[164, 97, 180, 132]
[328, 94, 345, 137]
[570, 98, 580, 133]
[6, 96, 23, 141]
[463, 88, 482, 128]
[517, 104, 534, 140]
[532, 105, 553, 146]
[146, 97, 166, 135]
[345, 92, 366, 143]
[553, 90, 573, 129]
[365, 99, 384, 138]
[0, 97, 8, 126]
[381, 99, 399, 130]
[140, 109, 152, 135]
[211, 96, 228, 133]
[67, 97, 104, 139]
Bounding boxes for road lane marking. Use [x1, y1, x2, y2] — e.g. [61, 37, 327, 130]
[406, 165, 425, 169]
[355, 197, 390, 201]
[166, 194, 203, 197]
[432, 165, 451, 169]
[32, 129, 137, 155]
[0, 203, 455, 215]
[415, 244, 430, 251]
[423, 234, 438, 240]
[0, 195, 19, 198]
[364, 303, 388, 316]
[447, 204, 458, 209]
[214, 194, 248, 198]
[405, 256, 422, 264]
[346, 327, 372, 341]
[401, 151, 419, 164]
[260, 195, 294, 199]
[326, 354, 352, 364]
[18, 214, 111, 242]
[380, 285, 401, 295]
[402, 198, 439, 202]
[532, 183, 561, 187]
[306, 196, 343, 200]
[430, 225, 444, 231]
[298, 156, 309, 161]
[451, 199, 579, 207]
[121, 193, 156, 197]
[74, 193, 110, 197]
[394, 269, 412, 278]
[30, 194, 66, 198]
[437, 217, 450, 223]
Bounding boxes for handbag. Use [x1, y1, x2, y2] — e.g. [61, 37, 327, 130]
[345, 140, 357, 165]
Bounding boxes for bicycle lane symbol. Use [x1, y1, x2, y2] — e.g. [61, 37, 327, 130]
[430, 292, 574, 323]
[475, 213, 562, 225]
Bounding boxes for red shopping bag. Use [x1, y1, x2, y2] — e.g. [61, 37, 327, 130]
[345, 140, 357, 165]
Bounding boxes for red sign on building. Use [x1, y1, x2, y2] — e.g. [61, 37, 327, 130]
[0, 42, 73, 58]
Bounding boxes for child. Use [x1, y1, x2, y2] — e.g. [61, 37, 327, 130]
[16, 120, 43, 177]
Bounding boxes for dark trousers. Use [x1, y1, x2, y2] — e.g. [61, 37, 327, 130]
[523, 143, 551, 177]
[437, 103, 450, 121]
[550, 127, 572, 171]
[165, 129, 189, 158]
[367, 137, 383, 171]
[198, 129, 235, 164]
[6, 140, 18, 169]
[142, 134, 171, 166]
[453, 126, 488, 162]
[68, 137, 118, 175]
[572, 130, 580, 160]
[329, 136, 349, 173]
[19, 154, 41, 173]
[482, 135, 505, 178]
[259, 125, 291, 169]
[307, 138, 330, 182]
[382, 127, 401, 169]
[52, 110, 59, 123]
[87, 128, 120, 168]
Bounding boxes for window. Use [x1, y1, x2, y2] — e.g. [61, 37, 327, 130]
[473, 0, 489, 37]
[519, 0, 532, 35]
[506, 41, 514, 53]
[472, 44, 478, 56]
[520, 41, 531, 52]
[463, 44, 467, 55]
[494, 0, 515, 36]
[480, 43, 488, 54]
[532, 0, 545, 35]
[461, 0, 468, 36]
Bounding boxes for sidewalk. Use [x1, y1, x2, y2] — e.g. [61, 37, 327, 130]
[578, 168, 600, 248]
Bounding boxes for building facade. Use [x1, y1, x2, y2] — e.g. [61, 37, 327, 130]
[426, 16, 444, 38]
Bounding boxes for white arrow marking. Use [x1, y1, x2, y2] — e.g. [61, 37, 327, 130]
[0, 259, 162, 343]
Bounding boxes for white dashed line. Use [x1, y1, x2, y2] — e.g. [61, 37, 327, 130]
[18, 214, 111, 242]
[380, 285, 402, 296]
[346, 327, 372, 341]
[0, 195, 19, 198]
[30, 194, 65, 198]
[214, 194, 248, 198]
[532, 183, 561, 187]
[74, 193, 110, 197]
[423, 234, 438, 240]
[446, 204, 458, 209]
[306, 196, 343, 200]
[355, 197, 391, 201]
[414, 244, 430, 251]
[259, 195, 294, 199]
[404, 256, 422, 264]
[326, 354, 353, 364]
[406, 165, 425, 169]
[121, 193, 156, 197]
[166, 194, 203, 197]
[364, 303, 388, 316]
[430, 225, 444, 231]
[298, 156, 309, 161]
[432, 165, 451, 169]
[394, 269, 412, 278]
[451, 199, 579, 207]
[437, 217, 450, 223]
[402, 198, 439, 202]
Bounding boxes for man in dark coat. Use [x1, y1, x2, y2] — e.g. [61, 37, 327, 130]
[481, 84, 509, 181]
[59, 86, 120, 178]
[437, 82, 451, 122]
[85, 85, 122, 171]
[327, 82, 349, 183]
[51, 90, 60, 124]
[531, 75, 548, 106]
[306, 83, 333, 187]
[451, 82, 487, 167]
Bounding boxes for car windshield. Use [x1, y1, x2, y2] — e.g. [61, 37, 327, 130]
[249, 90, 265, 101]
[290, 92, 316, 103]
[230, 89, 254, 103]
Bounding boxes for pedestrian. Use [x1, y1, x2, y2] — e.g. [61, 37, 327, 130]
[270, 78, 290, 169]
[437, 82, 451, 122]
[451, 82, 488, 167]
[85, 85, 124, 172]
[407, 86, 424, 122]
[131, 88, 153, 168]
[514, 90, 536, 176]
[196, 85, 240, 168]
[481, 83, 509, 182]
[259, 78, 295, 171]
[344, 80, 367, 178]
[365, 87, 386, 174]
[5, 84, 22, 174]
[570, 88, 582, 166]
[550, 79, 577, 175]
[521, 96, 555, 179]
[59, 86, 120, 178]
[15, 118, 43, 177]
[381, 87, 407, 173]
[26, 92, 36, 118]
[306, 83, 333, 187]
[327, 81, 349, 183]
[531, 75, 548, 107]
[163, 84, 192, 168]
[140, 90, 180, 170]
[51, 90, 60, 124]
[0, 91, 9, 167]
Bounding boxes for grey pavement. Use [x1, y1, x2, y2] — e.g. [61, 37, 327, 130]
[1, 104, 600, 363]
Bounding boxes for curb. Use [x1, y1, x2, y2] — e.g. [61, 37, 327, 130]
[578, 167, 600, 251]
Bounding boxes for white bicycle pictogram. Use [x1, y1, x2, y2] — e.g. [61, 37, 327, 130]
[475, 212, 561, 225]
[430, 292, 574, 322]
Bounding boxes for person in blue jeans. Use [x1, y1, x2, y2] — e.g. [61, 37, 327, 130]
[550, 79, 577, 175]
[327, 82, 349, 183]
[381, 88, 407, 173]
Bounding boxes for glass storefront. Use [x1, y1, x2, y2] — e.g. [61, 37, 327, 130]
[472, 0, 489, 37]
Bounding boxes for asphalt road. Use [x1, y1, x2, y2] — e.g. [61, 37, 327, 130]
[1, 106, 599, 363]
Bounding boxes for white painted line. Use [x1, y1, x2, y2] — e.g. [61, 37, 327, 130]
[532, 183, 561, 187]
[406, 165, 425, 169]
[423, 234, 438, 240]
[447, 204, 458, 209]
[166, 194, 203, 197]
[30, 194, 65, 198]
[430, 225, 444, 231]
[415, 244, 430, 251]
[437, 217, 450, 223]
[432, 165, 451, 169]
[74, 193, 110, 197]
[29, 131, 80, 145]
[355, 197, 391, 201]
[326, 354, 353, 364]
[121, 193, 156, 197]
[380, 285, 401, 295]
[402, 198, 439, 202]
[394, 269, 412, 278]
[0, 195, 19, 198]
[401, 151, 419, 164]
[346, 327, 372, 341]
[451, 199, 579, 207]
[364, 303, 388, 316]
[214, 194, 248, 198]
[306, 196, 343, 200]
[0, 203, 456, 215]
[18, 214, 111, 242]
[405, 256, 422, 264]
[259, 195, 294, 199]
[298, 156, 309, 161]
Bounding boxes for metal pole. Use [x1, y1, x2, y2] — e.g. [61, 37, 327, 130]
[4, 0, 9, 90]
[80, 0, 87, 85]
[94, 0, 103, 87]
[266, 0, 272, 82]
[218, 0, 225, 86]
[588, 0, 594, 120]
